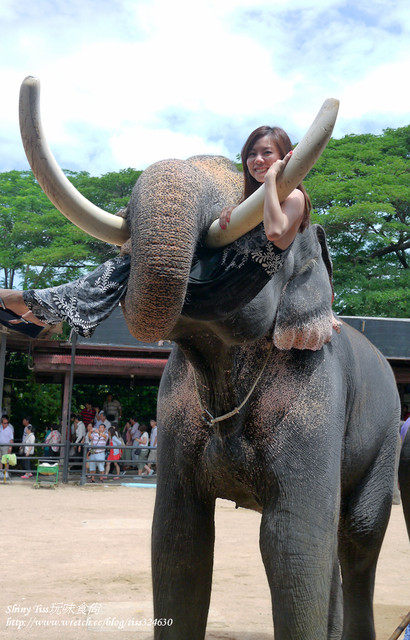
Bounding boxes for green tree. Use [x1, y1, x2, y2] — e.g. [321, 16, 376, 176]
[0, 170, 101, 289]
[304, 126, 409, 317]
[3, 351, 62, 440]
[68, 168, 142, 264]
[0, 168, 141, 290]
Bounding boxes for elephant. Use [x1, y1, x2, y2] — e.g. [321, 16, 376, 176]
[399, 429, 410, 539]
[17, 78, 403, 639]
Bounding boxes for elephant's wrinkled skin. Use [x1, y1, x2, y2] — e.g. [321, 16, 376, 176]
[118, 156, 401, 640]
[399, 429, 410, 539]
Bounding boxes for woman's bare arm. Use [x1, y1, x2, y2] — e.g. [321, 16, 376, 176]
[263, 152, 304, 250]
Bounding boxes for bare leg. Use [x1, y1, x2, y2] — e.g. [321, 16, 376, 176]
[0, 289, 46, 326]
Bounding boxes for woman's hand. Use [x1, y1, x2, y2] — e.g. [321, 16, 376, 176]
[264, 150, 293, 181]
[219, 205, 236, 230]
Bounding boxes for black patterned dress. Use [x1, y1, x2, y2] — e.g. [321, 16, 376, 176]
[23, 224, 291, 337]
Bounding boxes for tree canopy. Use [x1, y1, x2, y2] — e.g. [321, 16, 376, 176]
[0, 168, 140, 290]
[304, 126, 409, 317]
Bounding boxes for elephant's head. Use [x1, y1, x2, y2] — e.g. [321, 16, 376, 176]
[121, 155, 243, 341]
[18, 76, 338, 346]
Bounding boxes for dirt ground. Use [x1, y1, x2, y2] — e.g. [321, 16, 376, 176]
[1, 483, 409, 639]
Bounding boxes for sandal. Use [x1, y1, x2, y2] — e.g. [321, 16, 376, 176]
[0, 296, 44, 338]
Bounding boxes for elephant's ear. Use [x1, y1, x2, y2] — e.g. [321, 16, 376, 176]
[273, 225, 334, 351]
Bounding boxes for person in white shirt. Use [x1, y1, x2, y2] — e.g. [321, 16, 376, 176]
[0, 415, 14, 472]
[21, 424, 35, 479]
[103, 393, 122, 423]
[142, 419, 157, 477]
[95, 411, 111, 433]
[72, 415, 86, 458]
[135, 424, 150, 477]
[88, 424, 108, 483]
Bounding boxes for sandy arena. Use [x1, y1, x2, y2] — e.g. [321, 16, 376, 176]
[1, 483, 409, 639]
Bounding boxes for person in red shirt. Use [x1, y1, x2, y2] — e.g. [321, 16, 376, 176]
[80, 402, 96, 427]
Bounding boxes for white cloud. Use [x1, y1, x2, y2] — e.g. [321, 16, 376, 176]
[0, 0, 408, 175]
[340, 56, 410, 118]
[110, 126, 230, 169]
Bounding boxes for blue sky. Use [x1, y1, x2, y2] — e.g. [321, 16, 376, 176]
[1, 0, 409, 176]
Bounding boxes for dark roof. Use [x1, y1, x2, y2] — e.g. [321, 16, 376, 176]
[340, 316, 410, 359]
[76, 306, 168, 351]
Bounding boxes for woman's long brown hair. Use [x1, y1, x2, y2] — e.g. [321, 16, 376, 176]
[241, 126, 311, 232]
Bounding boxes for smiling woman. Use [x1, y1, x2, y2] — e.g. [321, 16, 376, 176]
[219, 125, 311, 250]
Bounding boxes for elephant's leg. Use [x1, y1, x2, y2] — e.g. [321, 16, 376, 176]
[399, 432, 410, 539]
[260, 488, 340, 640]
[338, 441, 395, 640]
[152, 474, 215, 640]
[328, 558, 343, 639]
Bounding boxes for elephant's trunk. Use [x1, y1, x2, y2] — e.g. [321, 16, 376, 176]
[122, 160, 201, 342]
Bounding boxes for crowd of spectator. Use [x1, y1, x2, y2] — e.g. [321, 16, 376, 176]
[70, 397, 158, 482]
[0, 392, 158, 482]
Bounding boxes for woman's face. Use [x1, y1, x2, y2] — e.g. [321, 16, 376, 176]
[246, 135, 281, 183]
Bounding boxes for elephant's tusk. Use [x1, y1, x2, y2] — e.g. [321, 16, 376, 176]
[19, 76, 131, 246]
[205, 98, 339, 249]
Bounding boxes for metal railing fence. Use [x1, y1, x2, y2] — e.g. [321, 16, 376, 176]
[1, 441, 156, 485]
